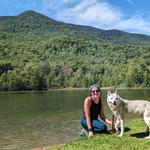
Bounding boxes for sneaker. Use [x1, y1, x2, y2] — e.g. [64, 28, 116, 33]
[80, 128, 88, 136]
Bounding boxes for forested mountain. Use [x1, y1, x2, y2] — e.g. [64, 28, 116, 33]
[0, 10, 150, 91]
[1, 10, 150, 45]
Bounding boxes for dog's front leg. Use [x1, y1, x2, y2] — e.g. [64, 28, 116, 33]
[115, 118, 120, 134]
[146, 125, 149, 133]
[119, 119, 124, 137]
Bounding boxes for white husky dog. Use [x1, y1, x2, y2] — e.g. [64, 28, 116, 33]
[107, 90, 150, 138]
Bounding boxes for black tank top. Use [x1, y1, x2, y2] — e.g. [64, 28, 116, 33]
[83, 97, 101, 121]
[90, 97, 101, 120]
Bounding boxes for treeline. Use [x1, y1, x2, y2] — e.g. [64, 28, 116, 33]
[0, 10, 150, 91]
[0, 34, 150, 91]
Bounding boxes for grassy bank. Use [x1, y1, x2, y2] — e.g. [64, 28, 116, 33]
[50, 119, 150, 150]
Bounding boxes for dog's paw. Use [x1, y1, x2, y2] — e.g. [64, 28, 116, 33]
[117, 134, 123, 138]
[116, 131, 120, 135]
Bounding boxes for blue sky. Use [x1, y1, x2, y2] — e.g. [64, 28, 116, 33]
[0, 0, 150, 35]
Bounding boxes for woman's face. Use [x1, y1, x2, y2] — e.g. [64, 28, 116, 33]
[91, 87, 100, 99]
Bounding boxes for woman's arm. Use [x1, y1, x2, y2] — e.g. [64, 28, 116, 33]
[84, 97, 93, 137]
[84, 97, 92, 130]
[99, 99, 112, 126]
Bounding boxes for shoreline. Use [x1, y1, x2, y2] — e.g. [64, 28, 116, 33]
[32, 144, 64, 150]
[52, 87, 150, 90]
[0, 87, 150, 94]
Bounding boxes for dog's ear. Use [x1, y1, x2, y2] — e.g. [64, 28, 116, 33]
[117, 93, 120, 97]
[115, 89, 118, 94]
[107, 90, 111, 96]
[115, 89, 120, 97]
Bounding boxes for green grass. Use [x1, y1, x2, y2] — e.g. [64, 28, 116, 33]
[50, 119, 150, 150]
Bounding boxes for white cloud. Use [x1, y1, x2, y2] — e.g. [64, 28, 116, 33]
[43, 0, 64, 13]
[126, 0, 135, 6]
[42, 0, 150, 35]
[114, 15, 150, 35]
[55, 0, 122, 27]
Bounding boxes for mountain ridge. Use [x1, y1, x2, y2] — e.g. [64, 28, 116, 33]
[0, 10, 150, 45]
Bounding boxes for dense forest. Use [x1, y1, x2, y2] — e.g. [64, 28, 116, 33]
[0, 10, 150, 91]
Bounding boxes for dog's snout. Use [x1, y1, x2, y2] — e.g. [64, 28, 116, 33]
[114, 101, 117, 106]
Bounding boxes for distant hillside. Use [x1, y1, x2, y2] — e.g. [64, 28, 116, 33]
[0, 10, 150, 45]
[0, 10, 150, 91]
[69, 24, 150, 45]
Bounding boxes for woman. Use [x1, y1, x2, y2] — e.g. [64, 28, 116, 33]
[80, 84, 112, 138]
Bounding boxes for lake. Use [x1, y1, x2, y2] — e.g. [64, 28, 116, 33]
[0, 89, 150, 150]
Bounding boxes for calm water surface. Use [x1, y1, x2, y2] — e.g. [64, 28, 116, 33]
[0, 89, 150, 150]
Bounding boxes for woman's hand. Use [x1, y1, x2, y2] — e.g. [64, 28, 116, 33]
[108, 120, 113, 126]
[109, 120, 115, 130]
[88, 131, 94, 138]
[105, 118, 113, 126]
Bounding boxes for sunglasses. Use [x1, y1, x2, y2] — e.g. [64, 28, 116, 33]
[92, 90, 100, 93]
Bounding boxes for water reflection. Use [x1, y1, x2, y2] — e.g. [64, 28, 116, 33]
[0, 89, 150, 149]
